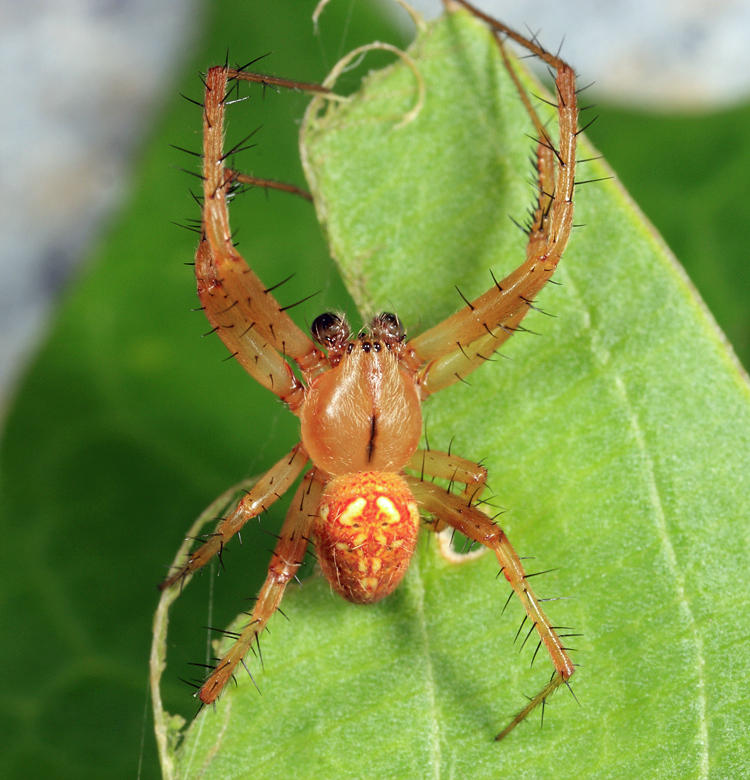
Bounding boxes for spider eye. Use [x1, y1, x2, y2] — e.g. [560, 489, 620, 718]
[311, 312, 350, 349]
[371, 312, 405, 343]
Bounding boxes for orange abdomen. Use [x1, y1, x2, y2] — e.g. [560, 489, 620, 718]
[314, 472, 421, 603]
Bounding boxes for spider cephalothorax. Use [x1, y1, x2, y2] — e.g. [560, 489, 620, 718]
[301, 311, 422, 475]
[161, 0, 579, 740]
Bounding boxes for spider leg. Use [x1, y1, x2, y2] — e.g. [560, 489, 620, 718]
[159, 443, 309, 590]
[405, 474, 574, 740]
[223, 171, 313, 202]
[198, 65, 336, 409]
[410, 2, 578, 396]
[494, 671, 567, 742]
[407, 448, 488, 502]
[197, 469, 324, 704]
[407, 448, 490, 558]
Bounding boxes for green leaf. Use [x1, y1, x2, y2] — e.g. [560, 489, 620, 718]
[585, 101, 750, 370]
[3, 2, 749, 779]
[162, 8, 750, 779]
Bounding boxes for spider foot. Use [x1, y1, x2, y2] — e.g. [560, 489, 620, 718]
[495, 670, 568, 741]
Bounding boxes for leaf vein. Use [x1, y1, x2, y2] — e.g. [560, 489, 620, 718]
[413, 556, 442, 778]
[568, 269, 710, 776]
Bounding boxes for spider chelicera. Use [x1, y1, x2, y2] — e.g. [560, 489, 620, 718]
[160, 0, 579, 741]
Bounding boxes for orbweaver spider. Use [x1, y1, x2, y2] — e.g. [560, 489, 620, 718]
[160, 0, 579, 741]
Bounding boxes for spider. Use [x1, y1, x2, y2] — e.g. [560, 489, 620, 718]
[160, 0, 579, 741]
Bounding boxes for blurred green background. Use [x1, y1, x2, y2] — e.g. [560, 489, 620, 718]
[0, 1, 747, 778]
[589, 102, 750, 368]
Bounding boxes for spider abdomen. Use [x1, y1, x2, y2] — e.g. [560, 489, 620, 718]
[314, 472, 420, 603]
[300, 342, 421, 474]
